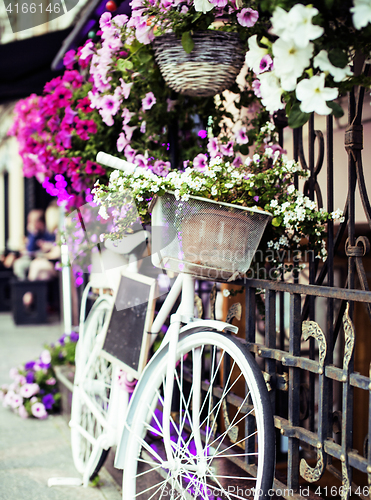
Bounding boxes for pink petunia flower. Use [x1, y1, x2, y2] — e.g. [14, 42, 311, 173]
[117, 132, 130, 152]
[75, 118, 98, 141]
[122, 123, 137, 141]
[18, 405, 29, 419]
[193, 153, 208, 172]
[252, 79, 262, 98]
[257, 55, 273, 75]
[235, 127, 249, 145]
[120, 79, 133, 99]
[142, 92, 156, 111]
[220, 141, 234, 157]
[209, 0, 228, 7]
[134, 154, 148, 168]
[31, 402, 48, 419]
[63, 49, 76, 70]
[152, 160, 171, 177]
[79, 40, 95, 61]
[19, 383, 39, 398]
[207, 137, 219, 158]
[237, 8, 259, 27]
[135, 20, 155, 44]
[124, 145, 136, 162]
[121, 107, 135, 124]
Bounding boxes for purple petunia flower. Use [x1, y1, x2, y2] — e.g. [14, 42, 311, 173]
[235, 127, 249, 145]
[254, 196, 259, 202]
[237, 8, 259, 27]
[24, 361, 35, 371]
[198, 130, 208, 139]
[42, 394, 55, 410]
[142, 92, 156, 111]
[220, 141, 234, 156]
[70, 331, 79, 342]
[26, 372, 35, 383]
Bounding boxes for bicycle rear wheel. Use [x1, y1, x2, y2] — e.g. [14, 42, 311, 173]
[122, 329, 275, 500]
[71, 295, 113, 480]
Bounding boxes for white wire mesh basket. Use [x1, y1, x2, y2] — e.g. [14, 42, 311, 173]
[151, 192, 272, 281]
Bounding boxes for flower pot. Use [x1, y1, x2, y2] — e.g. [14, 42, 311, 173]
[151, 192, 271, 281]
[152, 31, 245, 97]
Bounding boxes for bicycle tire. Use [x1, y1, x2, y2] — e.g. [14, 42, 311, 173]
[122, 329, 275, 500]
[71, 295, 113, 480]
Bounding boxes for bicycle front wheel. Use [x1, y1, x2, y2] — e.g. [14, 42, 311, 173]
[71, 295, 113, 479]
[123, 329, 275, 500]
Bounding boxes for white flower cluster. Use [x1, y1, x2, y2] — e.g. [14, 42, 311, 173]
[245, 4, 353, 115]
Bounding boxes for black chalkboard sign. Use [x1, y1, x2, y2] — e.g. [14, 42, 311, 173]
[102, 271, 157, 378]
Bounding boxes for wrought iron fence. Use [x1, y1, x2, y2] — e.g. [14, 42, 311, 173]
[235, 62, 371, 500]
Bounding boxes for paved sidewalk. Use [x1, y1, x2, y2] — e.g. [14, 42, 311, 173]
[0, 312, 122, 500]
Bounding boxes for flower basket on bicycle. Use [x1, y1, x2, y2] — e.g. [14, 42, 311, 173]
[151, 192, 271, 281]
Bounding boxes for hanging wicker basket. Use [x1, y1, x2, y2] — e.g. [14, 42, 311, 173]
[152, 31, 245, 97]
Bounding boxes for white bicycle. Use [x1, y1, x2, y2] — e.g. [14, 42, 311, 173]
[69, 152, 275, 500]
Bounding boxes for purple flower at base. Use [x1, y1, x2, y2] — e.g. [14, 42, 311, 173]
[42, 394, 55, 410]
[24, 361, 36, 371]
[31, 402, 47, 419]
[237, 8, 259, 27]
[142, 92, 156, 111]
[254, 196, 259, 203]
[198, 130, 208, 139]
[58, 334, 66, 345]
[26, 372, 35, 383]
[70, 331, 79, 342]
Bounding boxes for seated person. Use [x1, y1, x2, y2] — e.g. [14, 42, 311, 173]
[13, 207, 57, 280]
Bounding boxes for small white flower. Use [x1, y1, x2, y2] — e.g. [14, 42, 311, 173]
[211, 186, 218, 196]
[222, 289, 231, 297]
[296, 73, 339, 115]
[258, 71, 284, 113]
[270, 199, 278, 207]
[193, 0, 214, 13]
[273, 38, 314, 92]
[287, 184, 296, 194]
[313, 50, 352, 82]
[270, 4, 324, 48]
[351, 0, 371, 30]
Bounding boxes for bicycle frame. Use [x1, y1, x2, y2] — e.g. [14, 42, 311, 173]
[73, 267, 237, 486]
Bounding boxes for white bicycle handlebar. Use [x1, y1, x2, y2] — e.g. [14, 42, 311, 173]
[96, 151, 137, 174]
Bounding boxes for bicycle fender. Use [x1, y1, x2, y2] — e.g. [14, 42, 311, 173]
[114, 323, 236, 470]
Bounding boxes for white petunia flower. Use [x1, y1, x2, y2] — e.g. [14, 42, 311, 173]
[222, 289, 231, 297]
[351, 0, 371, 29]
[270, 4, 324, 48]
[245, 35, 269, 74]
[287, 184, 296, 194]
[193, 0, 214, 13]
[313, 50, 352, 82]
[296, 73, 339, 115]
[258, 71, 284, 113]
[273, 38, 314, 91]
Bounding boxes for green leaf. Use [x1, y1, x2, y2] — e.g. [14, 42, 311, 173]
[117, 59, 133, 72]
[328, 49, 348, 69]
[181, 31, 194, 54]
[271, 217, 282, 227]
[287, 103, 311, 129]
[326, 100, 344, 118]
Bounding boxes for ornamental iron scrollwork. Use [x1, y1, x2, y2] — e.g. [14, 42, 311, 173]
[299, 320, 327, 482]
